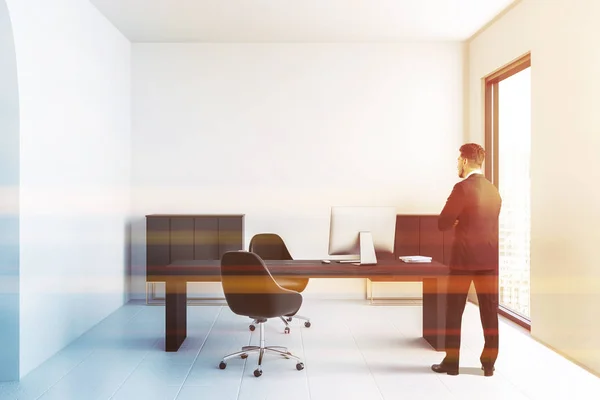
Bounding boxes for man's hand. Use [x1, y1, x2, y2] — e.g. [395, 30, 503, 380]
[453, 220, 459, 228]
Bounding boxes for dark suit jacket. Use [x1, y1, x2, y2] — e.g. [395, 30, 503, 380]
[438, 173, 502, 271]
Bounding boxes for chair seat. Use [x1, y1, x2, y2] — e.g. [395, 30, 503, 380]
[274, 277, 309, 293]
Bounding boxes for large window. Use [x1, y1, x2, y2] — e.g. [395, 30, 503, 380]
[485, 53, 531, 327]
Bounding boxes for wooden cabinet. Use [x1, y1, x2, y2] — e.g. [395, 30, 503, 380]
[146, 214, 245, 279]
[395, 215, 453, 265]
[369, 214, 452, 302]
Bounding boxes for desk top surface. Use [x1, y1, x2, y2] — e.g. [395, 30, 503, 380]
[150, 259, 449, 281]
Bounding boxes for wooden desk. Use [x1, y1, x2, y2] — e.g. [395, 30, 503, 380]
[150, 259, 449, 352]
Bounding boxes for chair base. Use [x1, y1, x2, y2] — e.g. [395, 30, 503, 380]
[220, 321, 304, 377]
[286, 314, 311, 328]
[222, 346, 301, 363]
[250, 314, 311, 333]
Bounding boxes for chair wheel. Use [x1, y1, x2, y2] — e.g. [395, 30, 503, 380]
[241, 353, 248, 359]
[219, 361, 227, 369]
[287, 317, 293, 321]
[284, 327, 290, 334]
[296, 362, 304, 371]
[304, 321, 311, 328]
[254, 368, 262, 377]
[249, 324, 255, 331]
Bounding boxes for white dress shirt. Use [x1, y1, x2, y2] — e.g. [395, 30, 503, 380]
[465, 169, 483, 179]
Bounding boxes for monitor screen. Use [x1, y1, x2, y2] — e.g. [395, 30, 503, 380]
[328, 206, 396, 258]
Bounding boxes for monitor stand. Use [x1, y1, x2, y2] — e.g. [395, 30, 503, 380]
[358, 231, 377, 265]
[336, 231, 377, 265]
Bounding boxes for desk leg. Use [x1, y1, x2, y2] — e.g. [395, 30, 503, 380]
[166, 280, 187, 352]
[422, 277, 446, 351]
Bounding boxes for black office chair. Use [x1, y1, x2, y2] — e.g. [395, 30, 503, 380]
[218, 251, 305, 377]
[248, 233, 311, 333]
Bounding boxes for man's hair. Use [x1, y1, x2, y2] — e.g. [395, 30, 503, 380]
[459, 143, 485, 166]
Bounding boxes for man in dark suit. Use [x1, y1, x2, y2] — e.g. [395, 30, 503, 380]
[431, 143, 502, 377]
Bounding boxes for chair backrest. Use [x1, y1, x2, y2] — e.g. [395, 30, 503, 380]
[220, 251, 302, 319]
[249, 233, 293, 260]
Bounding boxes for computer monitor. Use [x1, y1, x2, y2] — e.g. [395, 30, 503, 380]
[327, 206, 396, 265]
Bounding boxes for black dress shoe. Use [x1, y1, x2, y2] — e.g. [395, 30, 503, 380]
[431, 363, 459, 375]
[481, 366, 495, 377]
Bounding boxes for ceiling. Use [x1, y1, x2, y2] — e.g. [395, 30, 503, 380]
[89, 0, 517, 43]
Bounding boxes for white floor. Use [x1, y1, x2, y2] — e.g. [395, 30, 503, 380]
[1, 299, 599, 400]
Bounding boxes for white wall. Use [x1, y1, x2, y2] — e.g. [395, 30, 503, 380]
[131, 43, 466, 299]
[6, 0, 131, 377]
[469, 0, 600, 375]
[0, 0, 20, 382]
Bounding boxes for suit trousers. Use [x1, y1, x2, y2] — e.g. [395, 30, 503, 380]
[443, 268, 499, 369]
